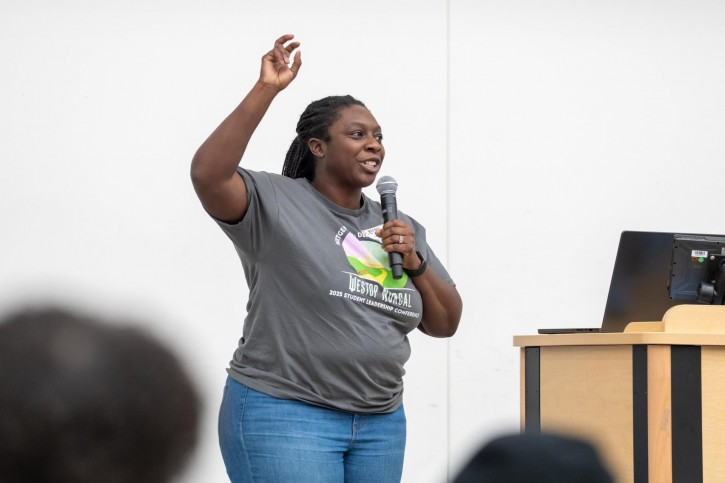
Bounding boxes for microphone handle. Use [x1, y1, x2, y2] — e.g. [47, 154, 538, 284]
[380, 193, 404, 279]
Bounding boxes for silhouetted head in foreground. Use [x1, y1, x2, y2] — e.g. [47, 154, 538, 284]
[0, 306, 200, 483]
[453, 432, 613, 483]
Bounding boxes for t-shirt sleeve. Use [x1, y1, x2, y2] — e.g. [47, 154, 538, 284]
[408, 218, 455, 286]
[211, 168, 279, 261]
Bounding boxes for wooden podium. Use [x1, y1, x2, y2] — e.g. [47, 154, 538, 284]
[514, 305, 725, 483]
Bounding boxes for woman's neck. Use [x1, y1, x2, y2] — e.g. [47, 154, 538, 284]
[310, 179, 363, 210]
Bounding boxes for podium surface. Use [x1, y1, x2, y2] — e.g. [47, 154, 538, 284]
[514, 305, 725, 483]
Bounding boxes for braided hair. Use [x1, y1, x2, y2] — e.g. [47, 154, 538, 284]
[282, 95, 367, 180]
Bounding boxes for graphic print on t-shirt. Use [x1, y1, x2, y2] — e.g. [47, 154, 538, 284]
[331, 226, 421, 321]
[341, 228, 407, 289]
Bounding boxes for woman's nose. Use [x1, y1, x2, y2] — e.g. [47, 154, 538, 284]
[365, 135, 382, 151]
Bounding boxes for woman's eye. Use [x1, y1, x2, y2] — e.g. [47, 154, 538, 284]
[375, 134, 383, 142]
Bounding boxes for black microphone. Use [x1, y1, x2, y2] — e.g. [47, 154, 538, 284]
[376, 176, 403, 279]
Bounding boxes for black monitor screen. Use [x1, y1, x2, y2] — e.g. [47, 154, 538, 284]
[669, 234, 725, 304]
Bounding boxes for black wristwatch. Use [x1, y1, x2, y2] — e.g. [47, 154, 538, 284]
[404, 252, 427, 277]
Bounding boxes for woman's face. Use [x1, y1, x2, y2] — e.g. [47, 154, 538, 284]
[312, 105, 385, 190]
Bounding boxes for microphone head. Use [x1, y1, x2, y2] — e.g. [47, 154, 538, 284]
[376, 176, 398, 195]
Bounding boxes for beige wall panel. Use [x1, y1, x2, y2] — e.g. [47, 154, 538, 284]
[701, 347, 725, 482]
[540, 345, 633, 483]
[647, 345, 672, 483]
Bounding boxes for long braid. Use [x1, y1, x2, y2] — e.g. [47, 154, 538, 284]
[282, 95, 366, 180]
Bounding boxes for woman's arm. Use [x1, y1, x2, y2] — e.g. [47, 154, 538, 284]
[407, 252, 463, 338]
[378, 220, 463, 337]
[190, 34, 302, 223]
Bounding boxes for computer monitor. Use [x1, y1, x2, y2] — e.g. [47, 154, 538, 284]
[600, 231, 677, 332]
[542, 231, 725, 334]
[669, 234, 725, 305]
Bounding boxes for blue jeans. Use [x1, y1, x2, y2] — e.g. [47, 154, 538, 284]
[218, 376, 406, 483]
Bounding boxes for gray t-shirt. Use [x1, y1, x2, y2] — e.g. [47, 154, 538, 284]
[214, 168, 454, 413]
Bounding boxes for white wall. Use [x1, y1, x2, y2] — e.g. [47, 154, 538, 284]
[447, 0, 725, 476]
[2, 0, 724, 481]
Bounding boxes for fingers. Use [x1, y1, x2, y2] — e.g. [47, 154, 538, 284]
[260, 34, 302, 88]
[274, 33, 295, 46]
[289, 49, 302, 74]
[379, 221, 414, 252]
[390, 232, 411, 248]
[272, 34, 300, 65]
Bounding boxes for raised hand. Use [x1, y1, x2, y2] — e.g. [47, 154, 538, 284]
[191, 34, 302, 223]
[259, 34, 302, 91]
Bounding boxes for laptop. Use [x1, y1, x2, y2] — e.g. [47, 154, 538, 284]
[539, 231, 681, 334]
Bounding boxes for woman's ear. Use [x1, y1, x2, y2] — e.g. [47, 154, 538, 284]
[308, 138, 325, 159]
